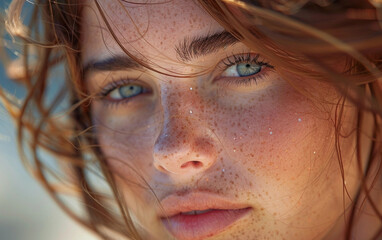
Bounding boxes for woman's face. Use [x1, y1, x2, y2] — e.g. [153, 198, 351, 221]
[82, 1, 360, 239]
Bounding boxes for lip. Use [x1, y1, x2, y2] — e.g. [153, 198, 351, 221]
[159, 191, 252, 240]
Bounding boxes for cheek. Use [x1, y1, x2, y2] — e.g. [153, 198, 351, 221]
[211, 84, 334, 169]
[90, 102, 161, 179]
[208, 83, 346, 207]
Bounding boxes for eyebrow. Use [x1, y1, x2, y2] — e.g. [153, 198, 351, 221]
[83, 55, 142, 75]
[175, 30, 240, 62]
[83, 30, 240, 74]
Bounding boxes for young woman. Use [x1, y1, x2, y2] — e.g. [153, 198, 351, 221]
[1, 0, 382, 239]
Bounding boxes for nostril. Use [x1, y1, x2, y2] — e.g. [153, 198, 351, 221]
[180, 161, 203, 169]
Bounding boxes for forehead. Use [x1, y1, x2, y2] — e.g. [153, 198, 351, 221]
[81, 0, 224, 62]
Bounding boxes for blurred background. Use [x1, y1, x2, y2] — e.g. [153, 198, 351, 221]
[0, 1, 99, 239]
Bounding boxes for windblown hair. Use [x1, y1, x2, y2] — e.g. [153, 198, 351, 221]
[0, 0, 381, 239]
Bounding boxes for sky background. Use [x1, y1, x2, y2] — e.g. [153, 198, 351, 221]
[0, 1, 99, 239]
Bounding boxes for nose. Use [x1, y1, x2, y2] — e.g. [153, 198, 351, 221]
[153, 88, 218, 176]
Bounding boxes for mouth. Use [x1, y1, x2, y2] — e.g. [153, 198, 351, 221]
[159, 192, 252, 240]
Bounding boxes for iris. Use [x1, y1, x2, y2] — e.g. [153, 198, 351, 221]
[236, 63, 261, 77]
[109, 84, 144, 100]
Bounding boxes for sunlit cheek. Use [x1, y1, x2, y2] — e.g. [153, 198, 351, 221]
[207, 82, 340, 190]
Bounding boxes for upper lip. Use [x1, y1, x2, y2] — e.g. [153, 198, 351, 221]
[158, 191, 250, 218]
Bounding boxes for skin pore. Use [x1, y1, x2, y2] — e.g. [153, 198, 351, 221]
[81, 1, 376, 239]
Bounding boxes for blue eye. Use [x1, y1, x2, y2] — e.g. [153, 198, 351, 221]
[222, 62, 262, 78]
[221, 53, 273, 80]
[108, 84, 144, 100]
[237, 63, 261, 76]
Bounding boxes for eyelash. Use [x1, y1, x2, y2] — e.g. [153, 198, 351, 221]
[99, 53, 274, 105]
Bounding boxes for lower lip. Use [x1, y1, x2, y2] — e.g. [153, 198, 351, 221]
[161, 208, 251, 240]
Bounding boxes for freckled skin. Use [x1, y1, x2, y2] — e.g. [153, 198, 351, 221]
[81, 1, 363, 239]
